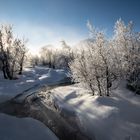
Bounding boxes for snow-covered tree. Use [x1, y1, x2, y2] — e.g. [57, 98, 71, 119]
[70, 21, 121, 96]
[55, 41, 74, 69]
[40, 45, 56, 68]
[113, 19, 140, 94]
[0, 24, 27, 79]
[39, 41, 74, 70]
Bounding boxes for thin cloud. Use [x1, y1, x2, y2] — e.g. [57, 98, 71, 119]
[10, 21, 87, 54]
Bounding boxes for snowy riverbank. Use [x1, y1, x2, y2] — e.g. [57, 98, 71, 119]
[0, 67, 140, 140]
[50, 82, 140, 140]
[0, 66, 70, 103]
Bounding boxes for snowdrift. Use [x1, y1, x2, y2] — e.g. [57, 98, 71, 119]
[0, 66, 70, 103]
[0, 113, 58, 140]
[51, 83, 140, 140]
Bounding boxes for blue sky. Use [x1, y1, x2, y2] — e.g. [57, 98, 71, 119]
[0, 0, 140, 53]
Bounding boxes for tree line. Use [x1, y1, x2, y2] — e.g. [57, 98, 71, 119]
[0, 19, 139, 96]
[70, 19, 140, 96]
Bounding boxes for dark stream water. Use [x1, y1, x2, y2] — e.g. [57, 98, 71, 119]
[0, 85, 93, 140]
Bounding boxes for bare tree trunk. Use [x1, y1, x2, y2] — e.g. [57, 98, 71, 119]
[18, 57, 24, 75]
[1, 56, 12, 79]
[96, 76, 102, 96]
[11, 60, 16, 78]
[106, 66, 110, 96]
[89, 80, 95, 96]
[5, 61, 12, 80]
[18, 64, 23, 75]
[2, 62, 8, 79]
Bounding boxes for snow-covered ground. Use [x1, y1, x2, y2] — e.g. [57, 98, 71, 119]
[0, 113, 58, 140]
[0, 66, 69, 103]
[51, 82, 140, 140]
[0, 67, 69, 140]
[0, 67, 140, 140]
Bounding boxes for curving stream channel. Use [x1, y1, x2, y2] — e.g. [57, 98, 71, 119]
[0, 85, 93, 140]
